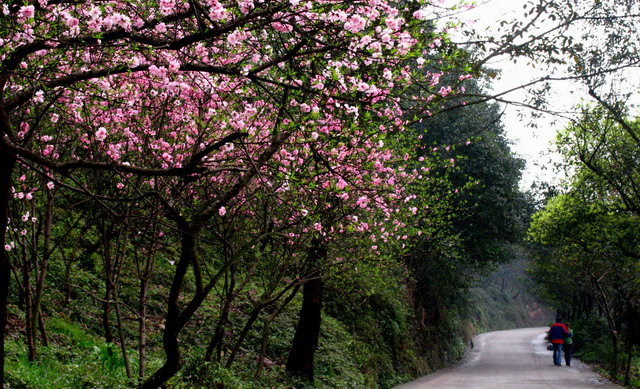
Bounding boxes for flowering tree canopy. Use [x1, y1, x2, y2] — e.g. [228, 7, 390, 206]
[1, 0, 471, 231]
[0, 0, 474, 386]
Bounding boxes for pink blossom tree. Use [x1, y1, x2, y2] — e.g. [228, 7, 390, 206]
[0, 0, 472, 386]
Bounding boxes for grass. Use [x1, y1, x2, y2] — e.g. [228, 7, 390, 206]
[5, 317, 137, 389]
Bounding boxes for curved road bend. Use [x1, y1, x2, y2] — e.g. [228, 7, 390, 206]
[395, 327, 622, 389]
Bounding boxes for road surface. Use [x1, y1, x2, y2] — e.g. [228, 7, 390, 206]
[395, 327, 621, 389]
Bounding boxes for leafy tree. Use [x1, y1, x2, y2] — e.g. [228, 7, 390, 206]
[558, 107, 640, 215]
[419, 92, 529, 266]
[529, 110, 640, 384]
[402, 79, 531, 362]
[529, 187, 640, 383]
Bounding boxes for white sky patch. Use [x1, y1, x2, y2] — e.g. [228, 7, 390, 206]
[446, 0, 578, 190]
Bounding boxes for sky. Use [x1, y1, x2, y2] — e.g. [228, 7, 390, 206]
[441, 0, 640, 190]
[447, 0, 577, 189]
[473, 1, 640, 191]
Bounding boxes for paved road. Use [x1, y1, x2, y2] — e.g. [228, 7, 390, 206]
[395, 327, 622, 389]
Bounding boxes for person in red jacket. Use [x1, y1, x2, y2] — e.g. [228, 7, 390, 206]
[548, 318, 571, 366]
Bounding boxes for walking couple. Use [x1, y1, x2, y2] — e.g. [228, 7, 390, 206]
[548, 318, 573, 366]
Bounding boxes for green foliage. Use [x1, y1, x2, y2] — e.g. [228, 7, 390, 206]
[4, 324, 136, 388]
[313, 315, 368, 388]
[528, 107, 640, 386]
[570, 315, 611, 365]
[412, 78, 530, 265]
[172, 360, 246, 389]
[393, 85, 535, 380]
[569, 315, 640, 387]
[46, 317, 94, 346]
[323, 270, 424, 388]
[164, 278, 415, 389]
[94, 343, 126, 376]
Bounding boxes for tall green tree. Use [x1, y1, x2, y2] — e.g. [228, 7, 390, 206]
[529, 110, 640, 384]
[404, 80, 531, 359]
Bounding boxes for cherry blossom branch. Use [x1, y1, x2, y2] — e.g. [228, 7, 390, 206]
[194, 89, 293, 227]
[3, 132, 248, 177]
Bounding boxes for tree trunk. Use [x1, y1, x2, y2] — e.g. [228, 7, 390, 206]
[286, 276, 323, 382]
[31, 191, 54, 351]
[225, 303, 265, 368]
[101, 223, 116, 344]
[137, 244, 158, 380]
[286, 240, 326, 382]
[142, 230, 197, 389]
[589, 271, 620, 373]
[205, 262, 256, 363]
[114, 292, 132, 379]
[0, 113, 17, 388]
[38, 312, 48, 347]
[0, 241, 10, 389]
[255, 286, 299, 379]
[103, 285, 114, 344]
[624, 307, 640, 386]
[23, 256, 35, 362]
[138, 275, 149, 379]
[255, 315, 275, 379]
[624, 346, 632, 386]
[137, 211, 160, 380]
[64, 258, 72, 306]
[204, 283, 234, 362]
[611, 335, 619, 373]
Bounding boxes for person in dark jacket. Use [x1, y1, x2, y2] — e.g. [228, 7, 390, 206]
[549, 318, 571, 366]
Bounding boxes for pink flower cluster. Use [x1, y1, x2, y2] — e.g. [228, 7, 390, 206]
[1, 0, 470, 261]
